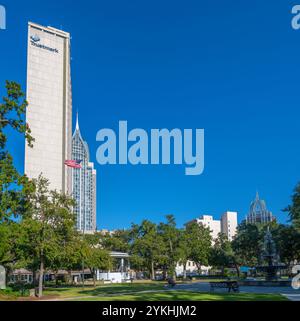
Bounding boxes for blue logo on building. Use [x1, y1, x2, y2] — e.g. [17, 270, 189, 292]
[30, 34, 40, 42]
[30, 33, 58, 53]
[0, 5, 6, 30]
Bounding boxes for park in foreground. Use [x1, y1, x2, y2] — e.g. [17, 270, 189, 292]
[0, 283, 288, 301]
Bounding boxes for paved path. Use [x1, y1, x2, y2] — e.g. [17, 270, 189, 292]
[282, 294, 300, 301]
[172, 281, 300, 298]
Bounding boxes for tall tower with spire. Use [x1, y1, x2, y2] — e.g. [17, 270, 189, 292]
[72, 113, 96, 233]
[246, 192, 275, 224]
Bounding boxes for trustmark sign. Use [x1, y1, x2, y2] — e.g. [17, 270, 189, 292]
[30, 33, 59, 53]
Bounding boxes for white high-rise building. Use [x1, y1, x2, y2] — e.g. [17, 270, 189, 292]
[221, 211, 238, 241]
[194, 215, 221, 241]
[72, 114, 97, 233]
[189, 212, 238, 242]
[25, 22, 72, 193]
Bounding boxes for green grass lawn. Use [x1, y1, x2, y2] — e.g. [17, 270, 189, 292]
[1, 282, 289, 301]
[71, 290, 287, 301]
[41, 283, 288, 301]
[43, 282, 165, 298]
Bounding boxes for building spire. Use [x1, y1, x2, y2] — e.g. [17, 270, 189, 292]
[76, 111, 80, 132]
[255, 190, 259, 201]
[73, 110, 81, 138]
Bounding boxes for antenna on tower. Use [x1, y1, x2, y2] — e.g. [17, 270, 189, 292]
[75, 110, 79, 131]
[255, 190, 259, 200]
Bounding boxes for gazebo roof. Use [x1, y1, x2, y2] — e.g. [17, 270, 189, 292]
[110, 251, 130, 258]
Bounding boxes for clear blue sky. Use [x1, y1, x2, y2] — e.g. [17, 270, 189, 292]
[1, 0, 299, 229]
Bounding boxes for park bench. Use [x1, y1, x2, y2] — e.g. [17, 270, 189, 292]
[210, 281, 239, 293]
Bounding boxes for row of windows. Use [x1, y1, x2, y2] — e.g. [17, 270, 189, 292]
[72, 133, 96, 232]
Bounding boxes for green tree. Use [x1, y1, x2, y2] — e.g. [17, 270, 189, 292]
[232, 222, 263, 268]
[272, 224, 300, 267]
[0, 81, 34, 220]
[102, 229, 131, 253]
[284, 182, 300, 231]
[20, 175, 76, 297]
[46, 229, 82, 287]
[158, 215, 181, 279]
[184, 221, 212, 272]
[177, 229, 192, 279]
[209, 233, 236, 276]
[0, 220, 27, 277]
[130, 220, 165, 280]
[81, 233, 111, 287]
[232, 221, 281, 270]
[0, 81, 34, 285]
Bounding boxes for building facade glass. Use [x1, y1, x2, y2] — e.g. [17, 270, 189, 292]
[72, 114, 96, 233]
[246, 192, 275, 224]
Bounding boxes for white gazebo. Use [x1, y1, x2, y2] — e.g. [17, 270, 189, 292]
[96, 251, 131, 283]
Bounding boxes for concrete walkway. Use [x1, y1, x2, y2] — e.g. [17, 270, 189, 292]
[173, 281, 300, 298]
[281, 294, 300, 301]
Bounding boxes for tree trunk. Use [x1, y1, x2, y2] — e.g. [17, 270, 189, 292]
[183, 262, 187, 280]
[38, 256, 44, 298]
[173, 270, 176, 281]
[54, 270, 58, 287]
[32, 269, 37, 296]
[68, 270, 73, 285]
[221, 266, 225, 276]
[151, 261, 155, 280]
[93, 269, 96, 288]
[82, 260, 85, 288]
[163, 266, 168, 280]
[234, 264, 240, 278]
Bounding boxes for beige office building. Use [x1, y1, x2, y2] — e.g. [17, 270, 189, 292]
[25, 22, 72, 193]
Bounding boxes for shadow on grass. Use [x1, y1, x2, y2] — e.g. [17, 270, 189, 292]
[43, 283, 165, 297]
[43, 284, 288, 302]
[78, 283, 164, 296]
[82, 291, 288, 301]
